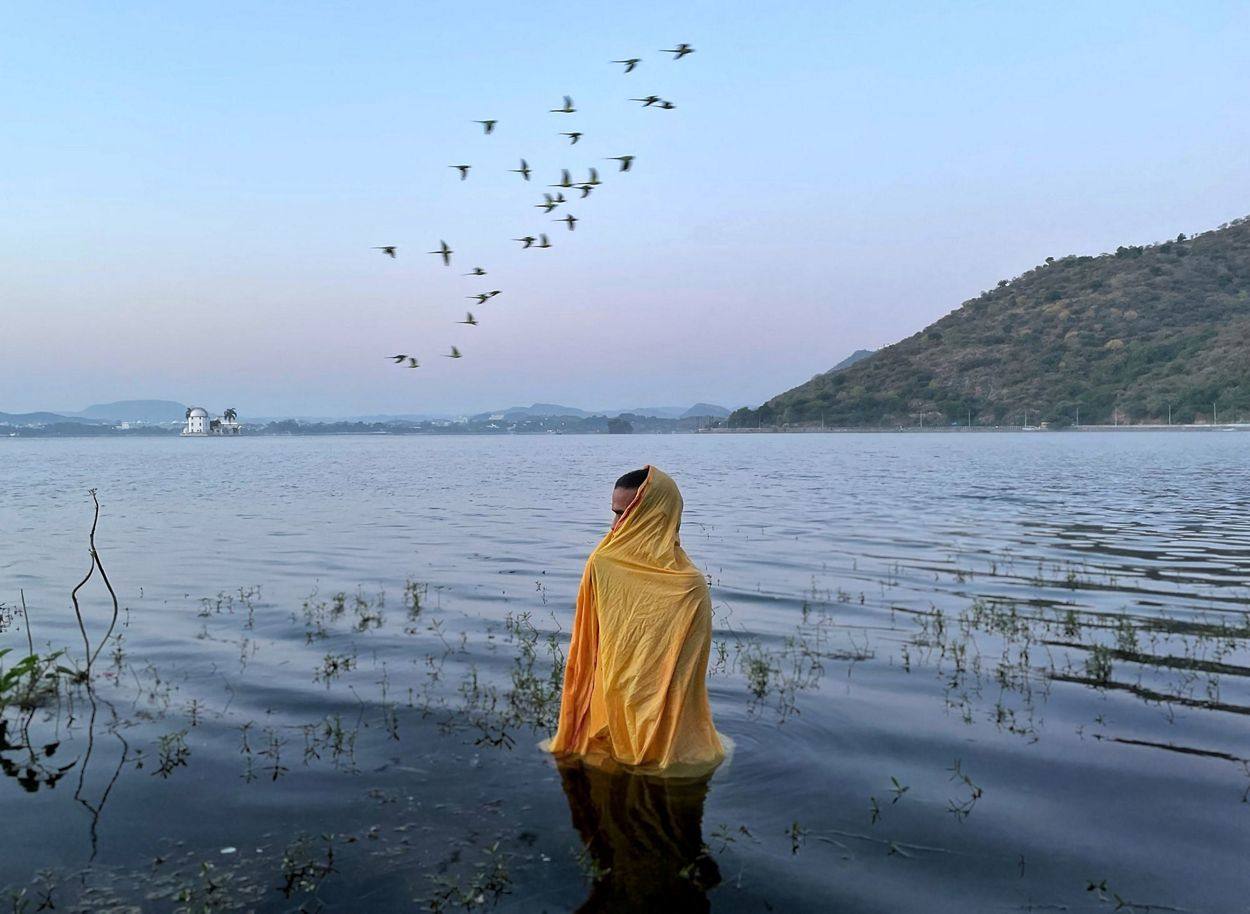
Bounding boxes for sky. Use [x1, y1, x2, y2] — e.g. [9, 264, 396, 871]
[2, 1, 1248, 417]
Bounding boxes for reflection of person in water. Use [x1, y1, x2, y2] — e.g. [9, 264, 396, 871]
[547, 466, 726, 776]
[547, 467, 727, 910]
[558, 757, 720, 913]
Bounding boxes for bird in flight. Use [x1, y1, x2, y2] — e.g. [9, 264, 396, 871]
[554, 191, 566, 203]
[460, 312, 478, 325]
[661, 43, 694, 59]
[470, 293, 491, 304]
[475, 119, 497, 134]
[488, 290, 502, 297]
[550, 169, 574, 188]
[407, 357, 420, 369]
[607, 155, 634, 172]
[561, 132, 583, 145]
[450, 164, 471, 180]
[576, 171, 599, 197]
[631, 95, 660, 107]
[445, 346, 462, 359]
[512, 158, 531, 181]
[464, 267, 487, 276]
[514, 235, 536, 248]
[536, 233, 552, 249]
[429, 240, 453, 265]
[535, 193, 559, 213]
[658, 100, 676, 109]
[612, 58, 641, 73]
[555, 214, 578, 231]
[550, 95, 576, 113]
[374, 246, 397, 258]
[389, 354, 407, 363]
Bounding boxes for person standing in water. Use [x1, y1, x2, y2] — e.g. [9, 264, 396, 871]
[548, 466, 725, 775]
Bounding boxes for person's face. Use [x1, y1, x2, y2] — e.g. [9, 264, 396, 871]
[610, 486, 637, 531]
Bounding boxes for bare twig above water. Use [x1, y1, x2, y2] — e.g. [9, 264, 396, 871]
[20, 591, 33, 665]
[68, 490, 122, 678]
[87, 491, 121, 671]
[69, 545, 96, 675]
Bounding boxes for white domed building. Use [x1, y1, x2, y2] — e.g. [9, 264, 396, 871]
[183, 407, 210, 436]
[182, 407, 241, 436]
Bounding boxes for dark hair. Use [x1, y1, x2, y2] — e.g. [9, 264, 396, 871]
[614, 468, 649, 490]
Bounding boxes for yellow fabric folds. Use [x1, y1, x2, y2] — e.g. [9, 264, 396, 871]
[547, 466, 725, 776]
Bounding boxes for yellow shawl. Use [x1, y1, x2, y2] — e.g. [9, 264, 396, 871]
[547, 466, 725, 776]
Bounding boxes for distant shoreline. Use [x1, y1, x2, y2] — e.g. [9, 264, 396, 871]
[4, 423, 1248, 439]
[704, 423, 1250, 434]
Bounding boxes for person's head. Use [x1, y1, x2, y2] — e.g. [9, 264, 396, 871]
[611, 467, 649, 530]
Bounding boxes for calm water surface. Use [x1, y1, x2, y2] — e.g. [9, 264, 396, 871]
[1, 433, 1247, 912]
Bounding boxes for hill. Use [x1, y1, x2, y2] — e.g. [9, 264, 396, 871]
[621, 406, 689, 419]
[0, 410, 98, 427]
[472, 402, 731, 420]
[75, 400, 188, 421]
[830, 349, 875, 372]
[469, 404, 590, 420]
[681, 403, 732, 419]
[731, 216, 1250, 427]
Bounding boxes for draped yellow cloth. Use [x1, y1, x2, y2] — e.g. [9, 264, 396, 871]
[547, 466, 725, 776]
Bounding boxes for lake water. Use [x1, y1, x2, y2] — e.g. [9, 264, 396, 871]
[1, 432, 1247, 912]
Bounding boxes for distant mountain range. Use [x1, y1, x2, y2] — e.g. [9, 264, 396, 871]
[471, 403, 732, 421]
[2, 399, 733, 427]
[0, 400, 189, 427]
[0, 410, 97, 426]
[75, 399, 189, 421]
[829, 349, 875, 372]
[732, 214, 1250, 427]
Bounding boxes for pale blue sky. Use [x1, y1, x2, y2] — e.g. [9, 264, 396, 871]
[3, 1, 1248, 415]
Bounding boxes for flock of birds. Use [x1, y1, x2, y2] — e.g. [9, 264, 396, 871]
[378, 43, 695, 369]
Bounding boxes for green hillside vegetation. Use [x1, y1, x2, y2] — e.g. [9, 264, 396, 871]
[731, 215, 1250, 428]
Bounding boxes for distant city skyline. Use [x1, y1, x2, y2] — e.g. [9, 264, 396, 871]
[3, 1, 1248, 415]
